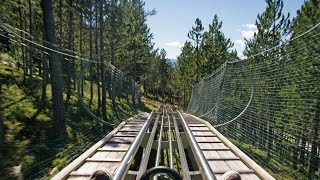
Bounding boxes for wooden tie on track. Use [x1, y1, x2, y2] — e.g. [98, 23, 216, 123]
[182, 114, 272, 180]
[52, 113, 150, 180]
[52, 106, 274, 180]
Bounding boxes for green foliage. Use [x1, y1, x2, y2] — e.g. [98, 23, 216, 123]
[172, 15, 236, 109]
[244, 0, 291, 57]
[200, 15, 236, 73]
[187, 0, 320, 179]
[188, 18, 204, 82]
[0, 61, 155, 178]
[230, 139, 309, 180]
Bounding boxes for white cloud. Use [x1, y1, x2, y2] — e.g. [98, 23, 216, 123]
[240, 24, 258, 39]
[242, 24, 257, 30]
[239, 55, 247, 60]
[165, 41, 183, 48]
[234, 40, 245, 47]
[241, 30, 257, 39]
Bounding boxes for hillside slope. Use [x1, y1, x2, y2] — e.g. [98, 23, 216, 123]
[0, 54, 160, 179]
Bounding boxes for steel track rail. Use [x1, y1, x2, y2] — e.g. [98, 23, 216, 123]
[168, 106, 191, 180]
[113, 111, 154, 180]
[136, 113, 160, 179]
[168, 113, 174, 169]
[177, 110, 217, 180]
[155, 114, 164, 167]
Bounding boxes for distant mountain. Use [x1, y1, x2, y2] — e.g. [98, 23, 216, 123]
[168, 58, 177, 67]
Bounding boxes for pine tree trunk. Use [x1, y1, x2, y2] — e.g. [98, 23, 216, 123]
[42, 0, 66, 138]
[79, 7, 84, 98]
[292, 142, 299, 169]
[299, 135, 306, 166]
[41, 50, 48, 108]
[72, 30, 76, 91]
[95, 0, 101, 114]
[66, 0, 73, 109]
[19, 1, 27, 83]
[28, 0, 33, 86]
[0, 79, 3, 169]
[183, 84, 186, 108]
[59, 0, 63, 45]
[111, 36, 117, 111]
[267, 125, 273, 158]
[308, 95, 320, 177]
[111, 72, 117, 111]
[99, 0, 107, 119]
[89, 7, 93, 107]
[24, 19, 29, 77]
[132, 46, 137, 108]
[0, 112, 2, 170]
[38, 60, 42, 76]
[196, 42, 199, 82]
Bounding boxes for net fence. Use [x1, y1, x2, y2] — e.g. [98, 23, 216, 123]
[0, 21, 141, 179]
[0, 21, 141, 124]
[187, 22, 320, 179]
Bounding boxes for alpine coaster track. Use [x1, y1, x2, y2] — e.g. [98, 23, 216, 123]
[52, 105, 274, 180]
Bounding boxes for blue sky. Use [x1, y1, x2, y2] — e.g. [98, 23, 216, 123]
[144, 0, 306, 59]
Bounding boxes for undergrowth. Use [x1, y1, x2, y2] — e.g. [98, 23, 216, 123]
[0, 53, 160, 179]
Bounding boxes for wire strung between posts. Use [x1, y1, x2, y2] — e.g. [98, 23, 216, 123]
[0, 21, 141, 92]
[0, 20, 136, 81]
[1, 20, 142, 122]
[0, 20, 142, 179]
[1, 21, 103, 65]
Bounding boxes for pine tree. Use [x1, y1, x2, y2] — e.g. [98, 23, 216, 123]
[0, 79, 3, 169]
[42, 0, 66, 137]
[87, 0, 94, 106]
[106, 0, 120, 111]
[287, 0, 320, 176]
[65, 0, 74, 109]
[188, 18, 204, 82]
[158, 49, 170, 100]
[28, 0, 34, 86]
[243, 0, 291, 158]
[201, 14, 235, 74]
[41, 44, 48, 108]
[244, 0, 290, 57]
[176, 41, 195, 108]
[99, 0, 107, 120]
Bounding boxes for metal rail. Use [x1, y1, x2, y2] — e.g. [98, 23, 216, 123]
[155, 114, 164, 167]
[177, 110, 217, 180]
[168, 115, 174, 169]
[169, 107, 191, 180]
[113, 111, 154, 180]
[52, 105, 274, 180]
[136, 113, 160, 179]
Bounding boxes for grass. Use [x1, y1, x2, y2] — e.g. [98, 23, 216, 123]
[141, 96, 161, 111]
[0, 53, 159, 179]
[228, 138, 310, 180]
